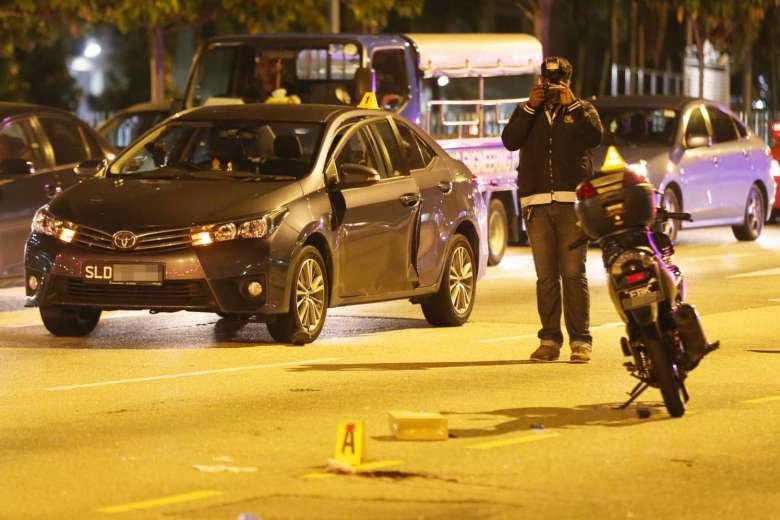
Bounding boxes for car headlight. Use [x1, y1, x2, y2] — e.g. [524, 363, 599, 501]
[31, 207, 77, 243]
[190, 208, 285, 247]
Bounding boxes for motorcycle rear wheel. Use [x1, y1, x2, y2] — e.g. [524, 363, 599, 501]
[643, 326, 686, 417]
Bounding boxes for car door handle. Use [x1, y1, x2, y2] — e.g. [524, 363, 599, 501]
[436, 181, 453, 194]
[399, 193, 421, 208]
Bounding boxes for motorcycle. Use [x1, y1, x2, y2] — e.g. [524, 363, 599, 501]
[571, 150, 718, 417]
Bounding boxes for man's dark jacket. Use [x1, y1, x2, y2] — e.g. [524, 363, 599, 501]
[501, 99, 603, 202]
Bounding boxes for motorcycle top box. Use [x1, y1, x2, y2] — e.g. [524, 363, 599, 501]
[575, 164, 657, 239]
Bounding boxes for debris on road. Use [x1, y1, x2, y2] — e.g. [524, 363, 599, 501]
[193, 464, 257, 473]
[530, 423, 545, 431]
[388, 411, 448, 440]
[637, 408, 651, 419]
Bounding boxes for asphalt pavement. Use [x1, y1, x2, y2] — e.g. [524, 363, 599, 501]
[1, 225, 780, 519]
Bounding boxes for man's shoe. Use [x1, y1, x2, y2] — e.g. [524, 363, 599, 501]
[570, 341, 592, 363]
[530, 341, 561, 362]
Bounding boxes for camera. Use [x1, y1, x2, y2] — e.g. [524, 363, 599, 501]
[541, 57, 572, 105]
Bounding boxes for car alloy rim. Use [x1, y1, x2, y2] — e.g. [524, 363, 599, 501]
[488, 210, 506, 256]
[746, 189, 762, 234]
[662, 194, 677, 239]
[449, 245, 474, 315]
[295, 258, 325, 333]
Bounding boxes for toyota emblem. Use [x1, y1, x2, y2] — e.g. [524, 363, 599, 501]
[112, 230, 138, 250]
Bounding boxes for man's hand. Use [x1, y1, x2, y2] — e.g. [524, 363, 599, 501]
[528, 83, 545, 108]
[548, 84, 576, 106]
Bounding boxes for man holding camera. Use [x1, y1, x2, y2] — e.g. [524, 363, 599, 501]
[501, 57, 603, 363]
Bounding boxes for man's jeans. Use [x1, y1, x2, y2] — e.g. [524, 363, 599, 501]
[523, 202, 591, 345]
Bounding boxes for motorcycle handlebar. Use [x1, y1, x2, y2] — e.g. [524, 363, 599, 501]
[661, 210, 693, 222]
[568, 235, 590, 250]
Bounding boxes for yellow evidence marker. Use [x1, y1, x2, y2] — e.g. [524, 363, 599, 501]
[357, 92, 380, 110]
[388, 411, 448, 441]
[333, 420, 366, 466]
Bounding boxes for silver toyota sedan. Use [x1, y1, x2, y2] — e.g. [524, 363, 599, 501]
[592, 96, 777, 242]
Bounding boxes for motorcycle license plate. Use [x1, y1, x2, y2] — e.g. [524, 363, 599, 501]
[619, 284, 663, 310]
[83, 262, 164, 285]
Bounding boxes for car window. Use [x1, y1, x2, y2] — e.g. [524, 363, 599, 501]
[598, 108, 679, 146]
[103, 112, 168, 149]
[732, 116, 748, 138]
[372, 48, 409, 111]
[0, 118, 45, 169]
[371, 120, 405, 177]
[39, 117, 89, 165]
[396, 123, 426, 170]
[685, 107, 709, 143]
[335, 128, 383, 178]
[708, 107, 738, 143]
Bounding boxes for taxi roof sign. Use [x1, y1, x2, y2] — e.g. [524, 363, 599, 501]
[601, 145, 627, 173]
[357, 92, 380, 110]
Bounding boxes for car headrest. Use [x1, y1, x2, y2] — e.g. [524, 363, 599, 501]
[274, 134, 303, 159]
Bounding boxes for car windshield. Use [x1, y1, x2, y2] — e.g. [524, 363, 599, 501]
[186, 42, 362, 108]
[108, 120, 324, 180]
[597, 107, 680, 146]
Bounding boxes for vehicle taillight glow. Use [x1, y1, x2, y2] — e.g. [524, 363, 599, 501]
[576, 181, 598, 200]
[625, 271, 648, 284]
[622, 169, 648, 187]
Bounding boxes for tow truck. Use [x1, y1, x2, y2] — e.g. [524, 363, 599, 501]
[176, 33, 542, 265]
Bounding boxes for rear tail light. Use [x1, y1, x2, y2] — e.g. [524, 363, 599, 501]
[576, 180, 598, 200]
[625, 271, 648, 284]
[622, 169, 648, 187]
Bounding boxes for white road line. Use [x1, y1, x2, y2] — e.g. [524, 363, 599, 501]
[477, 322, 624, 344]
[45, 357, 340, 391]
[728, 267, 780, 279]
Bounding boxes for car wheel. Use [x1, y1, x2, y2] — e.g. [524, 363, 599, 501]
[266, 246, 328, 345]
[732, 184, 765, 241]
[421, 234, 476, 327]
[661, 187, 681, 244]
[40, 305, 101, 337]
[487, 198, 508, 266]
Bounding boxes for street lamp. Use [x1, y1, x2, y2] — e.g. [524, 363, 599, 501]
[83, 40, 102, 59]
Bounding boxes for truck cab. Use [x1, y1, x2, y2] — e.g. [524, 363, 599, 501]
[181, 33, 542, 264]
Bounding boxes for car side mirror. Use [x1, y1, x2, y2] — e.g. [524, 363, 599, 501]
[0, 158, 34, 175]
[686, 135, 712, 149]
[339, 163, 380, 186]
[74, 159, 106, 177]
[354, 67, 376, 103]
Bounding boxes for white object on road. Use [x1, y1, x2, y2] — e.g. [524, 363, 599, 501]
[193, 464, 257, 473]
[388, 411, 448, 441]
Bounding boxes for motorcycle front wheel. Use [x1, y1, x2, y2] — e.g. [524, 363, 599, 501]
[643, 326, 686, 417]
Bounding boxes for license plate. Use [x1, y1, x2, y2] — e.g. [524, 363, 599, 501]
[83, 262, 163, 285]
[620, 285, 663, 310]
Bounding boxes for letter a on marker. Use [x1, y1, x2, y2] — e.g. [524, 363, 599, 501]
[334, 420, 365, 466]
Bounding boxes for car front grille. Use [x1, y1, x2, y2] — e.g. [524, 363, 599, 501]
[50, 277, 214, 309]
[73, 225, 193, 253]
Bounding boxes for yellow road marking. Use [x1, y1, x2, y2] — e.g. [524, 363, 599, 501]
[741, 395, 780, 404]
[96, 490, 223, 514]
[467, 431, 560, 450]
[301, 459, 405, 479]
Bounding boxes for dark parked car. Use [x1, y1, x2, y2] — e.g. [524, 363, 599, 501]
[25, 103, 487, 344]
[96, 100, 172, 150]
[0, 102, 114, 278]
[592, 96, 776, 242]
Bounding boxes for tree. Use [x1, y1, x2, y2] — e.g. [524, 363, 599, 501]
[516, 0, 554, 56]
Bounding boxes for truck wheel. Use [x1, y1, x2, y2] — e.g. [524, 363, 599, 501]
[266, 246, 328, 345]
[487, 198, 508, 266]
[40, 305, 101, 337]
[732, 184, 765, 241]
[421, 235, 476, 326]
